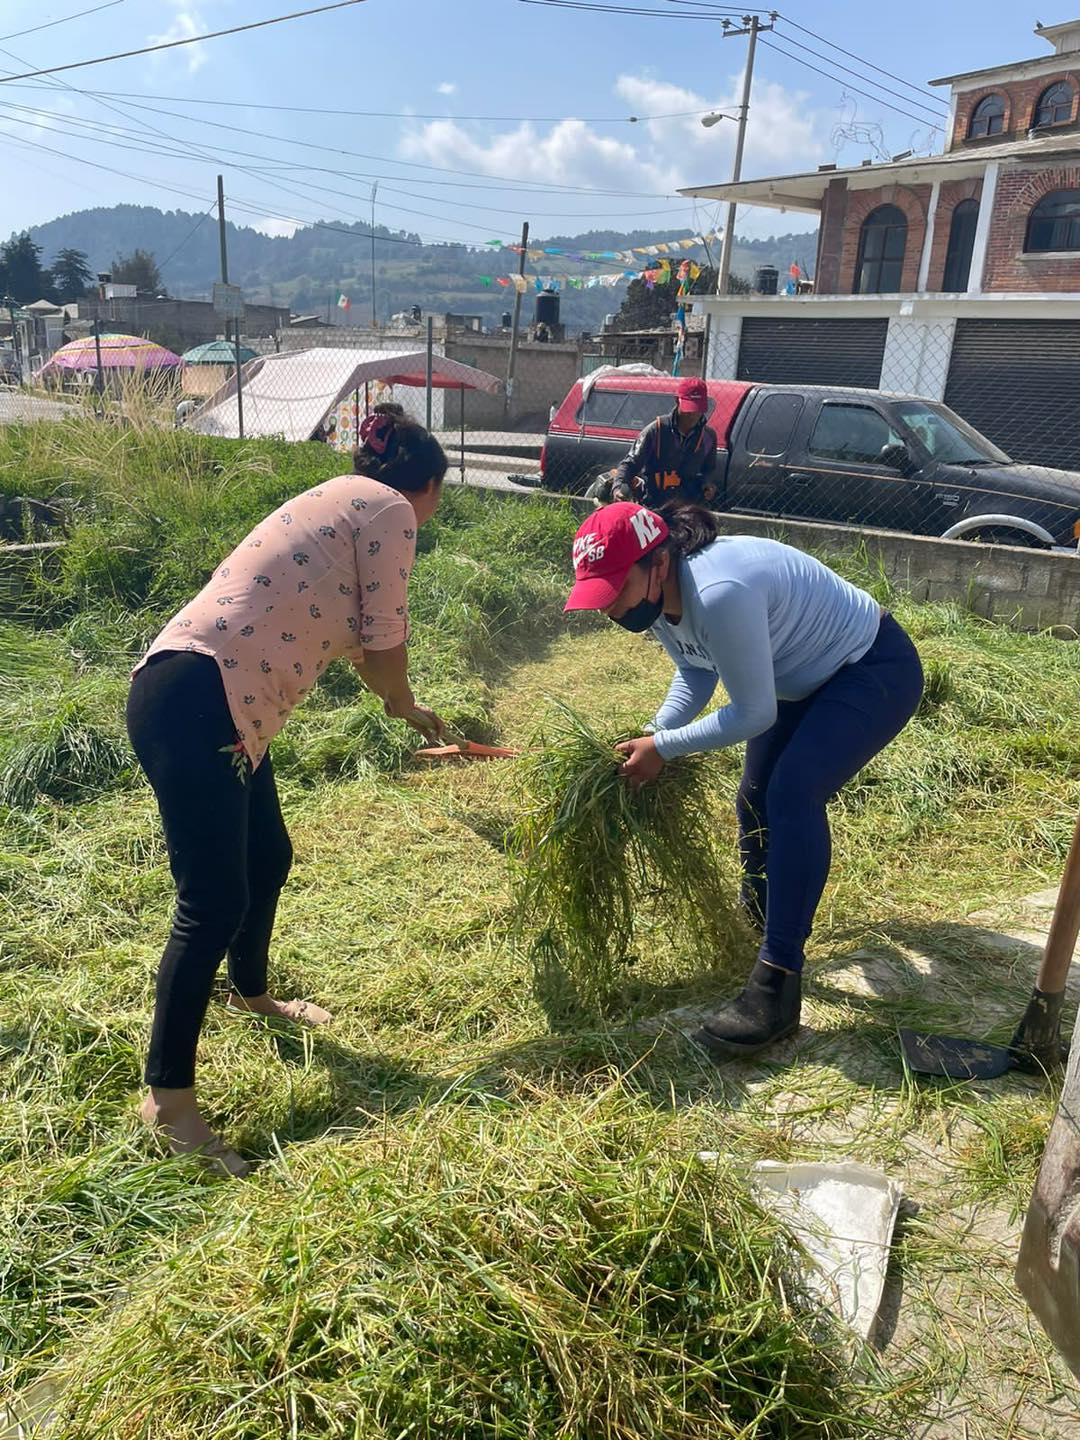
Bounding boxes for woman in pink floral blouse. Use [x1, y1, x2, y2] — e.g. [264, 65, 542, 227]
[127, 413, 448, 1175]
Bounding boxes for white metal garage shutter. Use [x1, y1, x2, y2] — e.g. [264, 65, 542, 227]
[736, 317, 888, 388]
[945, 319, 1080, 470]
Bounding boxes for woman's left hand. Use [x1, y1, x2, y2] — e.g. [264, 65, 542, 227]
[615, 735, 664, 789]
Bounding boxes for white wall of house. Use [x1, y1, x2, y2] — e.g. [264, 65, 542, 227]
[879, 313, 957, 398]
[695, 292, 1080, 396]
[703, 312, 742, 381]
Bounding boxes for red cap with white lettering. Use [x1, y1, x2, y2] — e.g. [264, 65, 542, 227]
[563, 502, 670, 612]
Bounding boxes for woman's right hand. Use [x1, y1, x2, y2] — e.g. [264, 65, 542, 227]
[384, 695, 447, 743]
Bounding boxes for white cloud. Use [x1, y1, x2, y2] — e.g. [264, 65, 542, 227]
[150, 6, 209, 75]
[400, 118, 670, 198]
[397, 71, 828, 238]
[436, 81, 457, 96]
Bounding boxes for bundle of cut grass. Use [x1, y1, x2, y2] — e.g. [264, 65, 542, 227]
[510, 704, 744, 1024]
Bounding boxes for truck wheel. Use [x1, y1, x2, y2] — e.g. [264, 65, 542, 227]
[963, 525, 1048, 550]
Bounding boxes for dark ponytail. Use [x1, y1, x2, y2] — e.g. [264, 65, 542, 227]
[353, 414, 447, 494]
[656, 501, 719, 557]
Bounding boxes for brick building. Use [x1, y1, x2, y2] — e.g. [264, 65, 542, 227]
[682, 17, 1080, 469]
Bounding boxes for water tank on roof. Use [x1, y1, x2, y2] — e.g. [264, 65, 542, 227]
[501, 311, 512, 329]
[534, 287, 560, 328]
[753, 266, 779, 296]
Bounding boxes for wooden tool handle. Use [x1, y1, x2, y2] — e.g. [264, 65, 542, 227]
[1036, 807, 1080, 996]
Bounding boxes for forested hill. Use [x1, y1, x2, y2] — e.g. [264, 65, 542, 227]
[26, 205, 818, 330]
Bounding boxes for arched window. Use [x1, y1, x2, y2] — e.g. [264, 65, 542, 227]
[968, 94, 1005, 138]
[943, 199, 980, 290]
[1034, 80, 1075, 127]
[853, 204, 907, 294]
[1025, 189, 1080, 252]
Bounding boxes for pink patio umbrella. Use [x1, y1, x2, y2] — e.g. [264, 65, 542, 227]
[39, 333, 182, 376]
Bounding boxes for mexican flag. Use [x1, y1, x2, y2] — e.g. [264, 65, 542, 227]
[336, 292, 351, 311]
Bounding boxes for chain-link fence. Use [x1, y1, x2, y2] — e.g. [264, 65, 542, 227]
[3, 309, 1079, 554]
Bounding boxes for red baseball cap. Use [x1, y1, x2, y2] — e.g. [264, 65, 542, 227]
[564, 502, 670, 612]
[676, 377, 708, 414]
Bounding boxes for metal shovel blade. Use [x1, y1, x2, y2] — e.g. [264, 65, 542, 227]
[898, 1027, 1015, 1081]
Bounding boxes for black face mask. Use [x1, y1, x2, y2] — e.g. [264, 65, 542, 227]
[612, 565, 664, 632]
[613, 594, 663, 632]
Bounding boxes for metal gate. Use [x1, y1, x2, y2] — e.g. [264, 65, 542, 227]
[945, 319, 1080, 470]
[736, 317, 888, 388]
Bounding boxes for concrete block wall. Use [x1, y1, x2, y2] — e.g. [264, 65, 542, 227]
[444, 335, 581, 429]
[537, 482, 1078, 634]
[708, 512, 1080, 632]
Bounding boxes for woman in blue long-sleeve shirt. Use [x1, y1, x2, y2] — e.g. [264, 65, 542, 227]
[563, 500, 924, 1058]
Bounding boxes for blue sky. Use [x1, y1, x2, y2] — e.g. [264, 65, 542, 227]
[0, 0, 1056, 253]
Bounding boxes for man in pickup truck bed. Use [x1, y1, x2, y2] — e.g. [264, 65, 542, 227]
[609, 376, 719, 507]
[563, 500, 925, 1060]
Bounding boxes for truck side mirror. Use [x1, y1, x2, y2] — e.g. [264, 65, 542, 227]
[878, 441, 912, 473]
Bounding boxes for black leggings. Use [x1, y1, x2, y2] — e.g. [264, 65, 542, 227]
[127, 651, 293, 1088]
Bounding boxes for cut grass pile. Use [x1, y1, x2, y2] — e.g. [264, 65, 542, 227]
[9, 1091, 915, 1440]
[510, 704, 744, 1024]
[2, 422, 1080, 1436]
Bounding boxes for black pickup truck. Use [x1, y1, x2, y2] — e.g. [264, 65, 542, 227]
[541, 372, 1080, 551]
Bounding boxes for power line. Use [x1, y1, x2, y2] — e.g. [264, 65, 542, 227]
[0, 99, 692, 218]
[770, 24, 946, 117]
[653, 0, 947, 121]
[521, 0, 944, 128]
[0, 85, 677, 198]
[758, 36, 944, 131]
[156, 201, 218, 272]
[0, 76, 686, 253]
[519, 0, 751, 16]
[0, 127, 441, 247]
[0, 0, 127, 44]
[10, 84, 709, 124]
[0, 0, 370, 84]
[776, 13, 946, 106]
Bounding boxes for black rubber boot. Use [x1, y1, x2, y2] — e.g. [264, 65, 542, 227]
[693, 959, 801, 1061]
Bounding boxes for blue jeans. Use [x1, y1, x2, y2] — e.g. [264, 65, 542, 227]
[736, 613, 924, 973]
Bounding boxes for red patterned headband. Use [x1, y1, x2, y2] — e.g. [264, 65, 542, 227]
[359, 413, 396, 456]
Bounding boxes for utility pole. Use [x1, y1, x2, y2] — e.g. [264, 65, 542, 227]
[504, 220, 529, 422]
[715, 12, 775, 297]
[370, 182, 378, 330]
[217, 175, 245, 439]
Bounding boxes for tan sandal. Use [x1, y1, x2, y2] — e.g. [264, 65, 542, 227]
[141, 1108, 251, 1179]
[225, 993, 332, 1027]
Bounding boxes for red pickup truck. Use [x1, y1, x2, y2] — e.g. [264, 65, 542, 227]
[540, 371, 1080, 551]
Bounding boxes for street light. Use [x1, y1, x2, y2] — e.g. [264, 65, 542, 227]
[700, 111, 737, 128]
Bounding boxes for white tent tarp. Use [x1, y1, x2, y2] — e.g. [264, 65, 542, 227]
[189, 346, 503, 442]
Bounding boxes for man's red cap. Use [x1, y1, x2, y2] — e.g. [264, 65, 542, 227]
[676, 376, 708, 414]
[564, 502, 669, 612]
